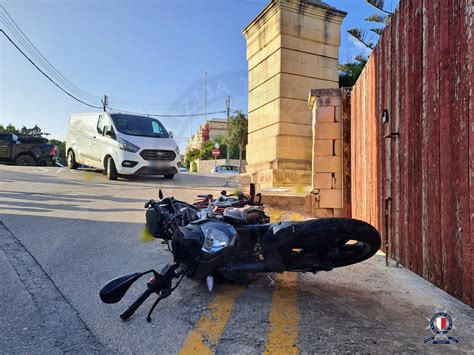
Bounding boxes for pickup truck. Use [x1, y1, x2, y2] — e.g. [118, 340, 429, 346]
[0, 132, 59, 166]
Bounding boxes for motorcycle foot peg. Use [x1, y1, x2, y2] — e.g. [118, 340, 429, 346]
[206, 275, 214, 293]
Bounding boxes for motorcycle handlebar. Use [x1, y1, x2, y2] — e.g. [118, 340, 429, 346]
[119, 287, 154, 320]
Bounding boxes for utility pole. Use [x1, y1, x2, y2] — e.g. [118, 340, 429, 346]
[204, 71, 208, 122]
[226, 95, 230, 164]
[101, 94, 108, 112]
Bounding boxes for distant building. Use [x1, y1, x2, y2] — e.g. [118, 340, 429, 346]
[186, 118, 228, 151]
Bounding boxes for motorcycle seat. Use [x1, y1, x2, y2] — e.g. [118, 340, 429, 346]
[223, 205, 265, 224]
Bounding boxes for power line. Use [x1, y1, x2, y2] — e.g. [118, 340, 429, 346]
[0, 5, 232, 117]
[0, 29, 103, 109]
[0, 6, 102, 103]
[107, 107, 226, 118]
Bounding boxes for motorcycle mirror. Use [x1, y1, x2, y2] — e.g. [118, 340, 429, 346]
[221, 190, 227, 196]
[99, 273, 142, 304]
[159, 189, 164, 200]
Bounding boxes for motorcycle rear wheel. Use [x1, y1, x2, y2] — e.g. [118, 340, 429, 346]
[295, 218, 381, 268]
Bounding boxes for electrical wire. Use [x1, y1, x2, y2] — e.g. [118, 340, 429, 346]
[0, 29, 103, 109]
[0, 5, 234, 117]
[0, 6, 102, 103]
[108, 107, 226, 118]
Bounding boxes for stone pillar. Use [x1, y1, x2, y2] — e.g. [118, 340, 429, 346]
[242, 0, 346, 189]
[309, 88, 343, 217]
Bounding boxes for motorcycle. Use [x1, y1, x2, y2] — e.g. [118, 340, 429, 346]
[99, 190, 381, 322]
[193, 183, 264, 214]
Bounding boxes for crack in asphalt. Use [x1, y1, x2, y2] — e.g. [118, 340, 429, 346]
[0, 220, 109, 354]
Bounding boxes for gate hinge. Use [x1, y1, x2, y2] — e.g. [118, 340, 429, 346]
[384, 132, 400, 139]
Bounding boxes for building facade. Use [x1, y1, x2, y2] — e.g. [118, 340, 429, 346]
[186, 118, 228, 151]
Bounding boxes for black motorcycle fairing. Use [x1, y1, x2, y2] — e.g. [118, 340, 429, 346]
[145, 207, 164, 239]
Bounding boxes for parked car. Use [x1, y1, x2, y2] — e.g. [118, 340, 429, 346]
[0, 132, 58, 166]
[66, 112, 180, 180]
[211, 165, 240, 174]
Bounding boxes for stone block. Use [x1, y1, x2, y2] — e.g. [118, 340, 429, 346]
[319, 189, 342, 209]
[313, 156, 342, 173]
[279, 145, 312, 161]
[333, 172, 343, 189]
[314, 123, 341, 139]
[334, 139, 342, 156]
[279, 122, 312, 137]
[335, 106, 342, 122]
[315, 95, 342, 107]
[316, 107, 335, 123]
[313, 140, 333, 156]
[280, 35, 340, 60]
[312, 173, 333, 189]
[312, 208, 334, 218]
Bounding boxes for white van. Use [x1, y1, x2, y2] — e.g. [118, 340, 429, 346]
[66, 112, 180, 180]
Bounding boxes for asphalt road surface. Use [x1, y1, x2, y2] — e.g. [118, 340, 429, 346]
[1, 166, 473, 354]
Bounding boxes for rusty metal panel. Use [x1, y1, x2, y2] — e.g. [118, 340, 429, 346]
[455, 0, 472, 305]
[467, 0, 474, 308]
[342, 92, 352, 218]
[424, 0, 442, 287]
[349, 0, 473, 306]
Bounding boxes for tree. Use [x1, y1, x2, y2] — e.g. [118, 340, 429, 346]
[339, 55, 368, 87]
[183, 148, 200, 170]
[347, 0, 392, 50]
[0, 123, 49, 137]
[224, 111, 248, 172]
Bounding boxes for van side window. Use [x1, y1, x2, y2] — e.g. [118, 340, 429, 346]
[151, 121, 164, 134]
[97, 115, 113, 136]
[97, 116, 105, 135]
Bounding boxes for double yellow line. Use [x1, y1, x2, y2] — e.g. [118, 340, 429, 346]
[179, 273, 300, 354]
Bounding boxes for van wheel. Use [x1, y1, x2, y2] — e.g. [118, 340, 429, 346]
[106, 157, 118, 180]
[67, 150, 78, 169]
[15, 154, 36, 166]
[163, 174, 174, 179]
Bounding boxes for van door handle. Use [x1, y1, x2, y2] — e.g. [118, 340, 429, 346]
[93, 136, 96, 139]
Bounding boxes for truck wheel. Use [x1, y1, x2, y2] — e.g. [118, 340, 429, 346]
[15, 155, 36, 166]
[67, 150, 78, 169]
[106, 157, 118, 180]
[163, 174, 175, 179]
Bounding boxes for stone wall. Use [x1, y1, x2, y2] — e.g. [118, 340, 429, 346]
[308, 88, 344, 217]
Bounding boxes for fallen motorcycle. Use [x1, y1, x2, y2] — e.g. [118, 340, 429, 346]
[99, 190, 381, 322]
[193, 183, 263, 213]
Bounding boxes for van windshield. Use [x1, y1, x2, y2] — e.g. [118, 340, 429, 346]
[110, 114, 169, 138]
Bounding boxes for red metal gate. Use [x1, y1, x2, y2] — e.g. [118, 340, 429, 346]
[349, 0, 473, 307]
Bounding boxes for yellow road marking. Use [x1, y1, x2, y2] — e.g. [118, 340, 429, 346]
[264, 273, 300, 355]
[179, 284, 245, 354]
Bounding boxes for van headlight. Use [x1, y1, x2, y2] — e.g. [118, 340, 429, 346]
[117, 137, 140, 153]
[175, 146, 180, 156]
[200, 222, 236, 253]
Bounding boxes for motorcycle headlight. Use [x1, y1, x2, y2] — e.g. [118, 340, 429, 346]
[200, 223, 236, 253]
[117, 137, 140, 153]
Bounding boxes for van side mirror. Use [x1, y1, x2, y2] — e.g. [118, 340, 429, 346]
[105, 129, 116, 139]
[168, 131, 174, 138]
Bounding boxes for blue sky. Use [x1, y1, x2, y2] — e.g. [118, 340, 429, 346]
[0, 0, 398, 149]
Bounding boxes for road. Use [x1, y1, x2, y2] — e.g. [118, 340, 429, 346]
[0, 165, 473, 354]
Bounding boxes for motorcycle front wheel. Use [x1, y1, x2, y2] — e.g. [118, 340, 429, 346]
[295, 218, 381, 268]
